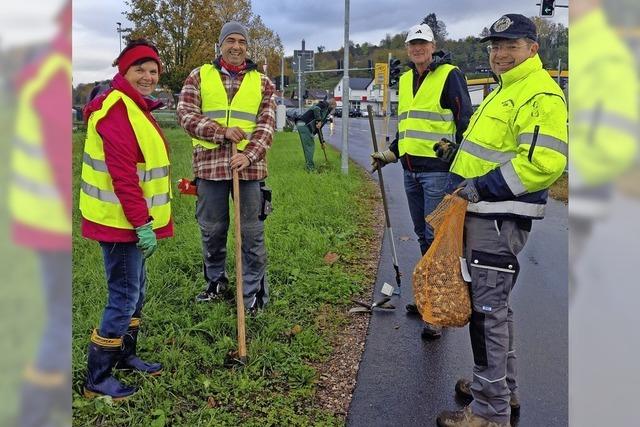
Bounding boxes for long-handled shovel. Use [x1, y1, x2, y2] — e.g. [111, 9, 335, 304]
[367, 105, 402, 295]
[317, 126, 330, 164]
[231, 143, 248, 365]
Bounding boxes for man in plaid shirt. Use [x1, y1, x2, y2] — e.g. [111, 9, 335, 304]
[177, 21, 276, 314]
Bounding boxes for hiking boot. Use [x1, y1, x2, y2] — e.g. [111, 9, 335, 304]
[455, 378, 520, 418]
[436, 405, 511, 427]
[421, 323, 442, 339]
[195, 279, 229, 302]
[115, 318, 162, 376]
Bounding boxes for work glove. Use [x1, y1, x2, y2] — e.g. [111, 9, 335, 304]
[456, 179, 481, 203]
[370, 149, 397, 172]
[434, 138, 458, 163]
[135, 221, 157, 259]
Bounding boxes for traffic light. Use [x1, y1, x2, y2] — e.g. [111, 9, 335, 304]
[540, 0, 555, 17]
[389, 58, 401, 87]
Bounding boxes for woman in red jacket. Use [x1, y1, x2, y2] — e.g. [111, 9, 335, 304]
[79, 39, 172, 399]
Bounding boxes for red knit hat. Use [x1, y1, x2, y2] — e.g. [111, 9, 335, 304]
[116, 45, 162, 75]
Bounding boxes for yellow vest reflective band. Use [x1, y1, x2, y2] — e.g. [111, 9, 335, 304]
[9, 53, 72, 234]
[79, 90, 171, 230]
[192, 65, 262, 150]
[451, 55, 567, 218]
[397, 64, 457, 157]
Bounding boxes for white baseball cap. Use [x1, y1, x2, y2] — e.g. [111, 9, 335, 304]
[405, 24, 435, 43]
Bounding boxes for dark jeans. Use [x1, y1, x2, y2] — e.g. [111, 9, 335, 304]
[98, 242, 145, 338]
[35, 251, 71, 372]
[196, 179, 269, 309]
[403, 170, 450, 254]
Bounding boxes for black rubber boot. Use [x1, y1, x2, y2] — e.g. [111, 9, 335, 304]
[83, 329, 136, 400]
[115, 318, 163, 376]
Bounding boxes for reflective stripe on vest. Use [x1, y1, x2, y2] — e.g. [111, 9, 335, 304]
[8, 53, 72, 234]
[79, 90, 171, 230]
[467, 200, 546, 218]
[397, 64, 456, 157]
[192, 65, 262, 150]
[450, 55, 567, 217]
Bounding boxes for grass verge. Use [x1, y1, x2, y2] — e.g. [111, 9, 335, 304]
[72, 129, 379, 426]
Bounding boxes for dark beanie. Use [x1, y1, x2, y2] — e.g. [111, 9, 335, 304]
[219, 21, 249, 45]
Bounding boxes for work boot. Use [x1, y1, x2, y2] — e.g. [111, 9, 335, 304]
[406, 303, 442, 339]
[436, 405, 511, 427]
[83, 329, 137, 400]
[421, 323, 443, 339]
[115, 318, 162, 376]
[455, 378, 520, 418]
[195, 278, 230, 302]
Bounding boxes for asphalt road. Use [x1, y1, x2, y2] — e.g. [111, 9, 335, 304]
[324, 117, 568, 427]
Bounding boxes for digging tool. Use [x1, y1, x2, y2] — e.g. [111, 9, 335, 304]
[367, 105, 402, 295]
[231, 143, 247, 366]
[317, 126, 330, 164]
[348, 296, 396, 314]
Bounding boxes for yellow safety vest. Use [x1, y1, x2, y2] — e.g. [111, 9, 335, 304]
[450, 54, 567, 218]
[192, 65, 262, 150]
[79, 90, 171, 229]
[398, 64, 457, 157]
[9, 53, 72, 234]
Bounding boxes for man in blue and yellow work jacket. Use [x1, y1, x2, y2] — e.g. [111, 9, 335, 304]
[435, 15, 567, 427]
[370, 23, 473, 340]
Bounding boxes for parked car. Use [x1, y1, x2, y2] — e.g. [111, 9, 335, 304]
[334, 107, 342, 117]
[360, 109, 369, 118]
[349, 108, 362, 118]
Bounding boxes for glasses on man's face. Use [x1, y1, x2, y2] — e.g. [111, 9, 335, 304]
[486, 42, 527, 53]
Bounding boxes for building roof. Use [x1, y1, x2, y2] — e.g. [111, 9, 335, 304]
[349, 77, 373, 90]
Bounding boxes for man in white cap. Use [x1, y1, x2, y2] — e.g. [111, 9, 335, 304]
[177, 21, 275, 314]
[370, 23, 472, 338]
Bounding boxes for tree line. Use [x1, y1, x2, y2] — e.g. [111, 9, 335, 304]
[73, 6, 567, 102]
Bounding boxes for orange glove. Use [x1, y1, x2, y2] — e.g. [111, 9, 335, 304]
[177, 178, 197, 196]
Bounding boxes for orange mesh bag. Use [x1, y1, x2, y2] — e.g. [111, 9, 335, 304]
[412, 194, 471, 327]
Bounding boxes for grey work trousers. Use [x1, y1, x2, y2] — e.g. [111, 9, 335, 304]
[195, 179, 269, 309]
[464, 215, 529, 424]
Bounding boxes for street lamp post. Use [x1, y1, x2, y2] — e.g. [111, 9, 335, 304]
[116, 22, 123, 52]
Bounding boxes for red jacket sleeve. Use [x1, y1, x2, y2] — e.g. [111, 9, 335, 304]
[95, 100, 149, 228]
[34, 70, 72, 220]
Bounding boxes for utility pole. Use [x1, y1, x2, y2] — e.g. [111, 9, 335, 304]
[297, 54, 303, 111]
[341, 0, 350, 175]
[280, 56, 284, 96]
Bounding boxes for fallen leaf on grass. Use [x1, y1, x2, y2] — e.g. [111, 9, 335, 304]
[323, 252, 340, 265]
[207, 396, 218, 408]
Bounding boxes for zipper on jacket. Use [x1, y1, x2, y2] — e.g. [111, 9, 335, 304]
[528, 125, 540, 162]
[450, 82, 502, 171]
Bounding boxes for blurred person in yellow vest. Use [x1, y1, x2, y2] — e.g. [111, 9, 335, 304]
[177, 21, 276, 314]
[8, 2, 72, 426]
[79, 38, 173, 400]
[435, 14, 567, 427]
[568, 0, 638, 284]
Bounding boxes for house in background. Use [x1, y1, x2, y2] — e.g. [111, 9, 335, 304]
[333, 77, 399, 116]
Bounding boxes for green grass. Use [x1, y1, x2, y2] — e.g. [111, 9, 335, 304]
[72, 129, 379, 426]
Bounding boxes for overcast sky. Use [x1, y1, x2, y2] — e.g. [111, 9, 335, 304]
[73, 0, 568, 85]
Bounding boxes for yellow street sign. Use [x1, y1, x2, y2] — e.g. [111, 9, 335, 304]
[375, 63, 388, 86]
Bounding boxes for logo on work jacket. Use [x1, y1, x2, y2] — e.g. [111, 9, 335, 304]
[493, 16, 513, 33]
